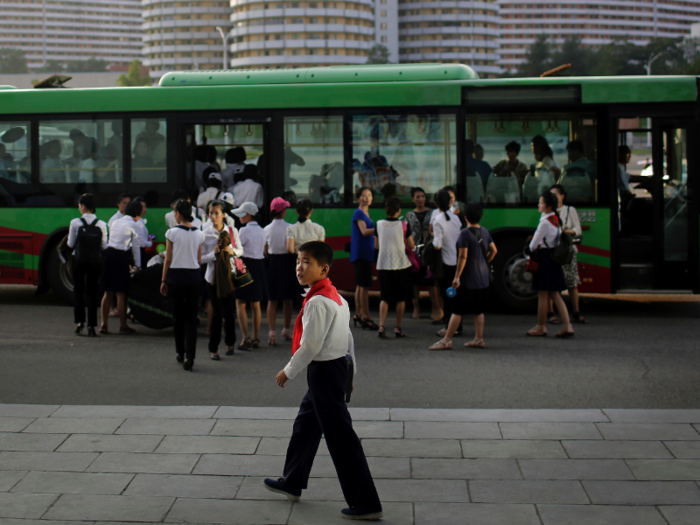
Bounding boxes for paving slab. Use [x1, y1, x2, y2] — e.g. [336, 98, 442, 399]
[165, 497, 291, 524]
[289, 501, 412, 525]
[411, 458, 521, 480]
[0, 452, 98, 472]
[210, 419, 293, 438]
[361, 438, 462, 458]
[51, 406, 217, 419]
[414, 502, 541, 525]
[212, 406, 299, 420]
[349, 408, 392, 421]
[0, 493, 59, 519]
[124, 473, 243, 499]
[374, 479, 469, 502]
[154, 436, 259, 454]
[469, 480, 589, 504]
[626, 459, 700, 480]
[0, 433, 68, 452]
[0, 418, 36, 433]
[0, 520, 89, 525]
[254, 436, 329, 456]
[0, 406, 59, 418]
[22, 418, 124, 435]
[461, 439, 567, 459]
[404, 422, 500, 440]
[11, 472, 134, 495]
[604, 409, 700, 424]
[57, 434, 164, 453]
[193, 454, 283, 477]
[391, 409, 607, 423]
[538, 504, 667, 525]
[562, 439, 673, 459]
[116, 418, 215, 436]
[597, 423, 700, 441]
[307, 456, 410, 479]
[87, 452, 199, 474]
[0, 471, 26, 492]
[353, 421, 404, 438]
[235, 475, 344, 501]
[519, 459, 634, 480]
[45, 494, 174, 522]
[665, 441, 700, 459]
[500, 423, 602, 440]
[658, 505, 700, 525]
[582, 480, 700, 505]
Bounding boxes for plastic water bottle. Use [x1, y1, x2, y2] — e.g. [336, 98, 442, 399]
[446, 285, 458, 298]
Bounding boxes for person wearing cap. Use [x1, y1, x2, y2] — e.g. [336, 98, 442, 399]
[196, 169, 225, 213]
[232, 202, 267, 350]
[264, 197, 297, 346]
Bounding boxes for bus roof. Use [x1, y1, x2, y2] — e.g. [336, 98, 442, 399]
[0, 66, 697, 115]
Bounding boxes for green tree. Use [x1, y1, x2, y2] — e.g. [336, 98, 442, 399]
[0, 47, 29, 74]
[640, 38, 685, 75]
[65, 57, 109, 72]
[686, 57, 700, 75]
[590, 39, 645, 76]
[516, 34, 551, 77]
[366, 44, 391, 64]
[33, 60, 65, 74]
[117, 60, 152, 87]
[550, 35, 594, 76]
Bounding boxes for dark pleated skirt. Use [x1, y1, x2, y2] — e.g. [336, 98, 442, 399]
[235, 257, 267, 303]
[101, 247, 131, 293]
[379, 267, 415, 304]
[267, 253, 301, 301]
[531, 249, 567, 292]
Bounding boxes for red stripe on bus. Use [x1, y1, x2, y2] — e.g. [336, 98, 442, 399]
[0, 226, 47, 255]
[326, 236, 351, 251]
[577, 245, 611, 258]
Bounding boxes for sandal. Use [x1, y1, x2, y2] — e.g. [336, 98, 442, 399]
[238, 338, 252, 351]
[572, 312, 588, 324]
[394, 327, 406, 338]
[99, 325, 109, 335]
[225, 347, 234, 356]
[429, 339, 452, 350]
[281, 328, 292, 341]
[555, 327, 575, 338]
[268, 331, 277, 346]
[252, 338, 260, 349]
[526, 326, 547, 337]
[464, 340, 486, 348]
[363, 318, 379, 331]
[548, 315, 560, 325]
[377, 325, 386, 339]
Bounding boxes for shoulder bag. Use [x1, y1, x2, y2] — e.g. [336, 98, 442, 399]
[401, 221, 421, 273]
[228, 226, 254, 288]
[467, 227, 494, 283]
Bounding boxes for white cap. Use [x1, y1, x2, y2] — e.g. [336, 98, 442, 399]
[208, 172, 222, 181]
[220, 192, 234, 206]
[232, 202, 258, 217]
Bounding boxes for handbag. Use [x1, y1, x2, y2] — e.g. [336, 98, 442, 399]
[524, 257, 539, 273]
[228, 226, 254, 289]
[565, 206, 583, 245]
[401, 221, 421, 273]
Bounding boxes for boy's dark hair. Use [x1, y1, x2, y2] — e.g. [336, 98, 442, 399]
[116, 193, 130, 205]
[566, 140, 584, 154]
[410, 186, 425, 197]
[550, 184, 567, 197]
[505, 141, 521, 154]
[355, 186, 370, 200]
[79, 193, 96, 212]
[174, 199, 194, 222]
[125, 200, 142, 218]
[298, 241, 334, 268]
[465, 203, 483, 225]
[384, 196, 402, 216]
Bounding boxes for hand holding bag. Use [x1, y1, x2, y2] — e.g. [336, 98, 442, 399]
[401, 221, 421, 273]
[228, 226, 254, 289]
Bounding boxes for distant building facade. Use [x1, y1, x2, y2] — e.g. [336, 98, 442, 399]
[0, 0, 143, 68]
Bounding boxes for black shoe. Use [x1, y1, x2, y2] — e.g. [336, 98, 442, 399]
[75, 323, 85, 335]
[210, 353, 221, 361]
[176, 354, 184, 364]
[431, 317, 447, 325]
[340, 507, 383, 520]
[183, 361, 193, 371]
[263, 478, 301, 502]
[225, 348, 234, 356]
[87, 327, 97, 337]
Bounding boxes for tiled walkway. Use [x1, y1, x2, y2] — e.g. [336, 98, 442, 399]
[0, 405, 699, 524]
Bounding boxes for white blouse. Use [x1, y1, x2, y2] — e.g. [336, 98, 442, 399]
[286, 220, 326, 253]
[376, 219, 411, 271]
[239, 221, 266, 259]
[432, 212, 461, 266]
[67, 213, 108, 252]
[264, 219, 289, 255]
[530, 212, 561, 251]
[135, 218, 152, 248]
[108, 216, 142, 267]
[200, 223, 244, 284]
[108, 210, 124, 230]
[165, 226, 206, 270]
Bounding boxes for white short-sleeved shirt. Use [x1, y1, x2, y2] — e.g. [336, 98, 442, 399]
[200, 223, 243, 284]
[135, 218, 152, 248]
[432, 211, 461, 266]
[67, 213, 109, 253]
[108, 215, 141, 267]
[239, 221, 266, 259]
[264, 219, 290, 255]
[165, 226, 206, 270]
[108, 210, 124, 230]
[529, 212, 560, 251]
[286, 219, 326, 253]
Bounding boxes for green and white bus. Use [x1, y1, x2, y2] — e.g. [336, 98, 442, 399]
[0, 64, 697, 309]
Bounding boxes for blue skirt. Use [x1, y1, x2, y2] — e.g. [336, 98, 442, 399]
[531, 249, 567, 292]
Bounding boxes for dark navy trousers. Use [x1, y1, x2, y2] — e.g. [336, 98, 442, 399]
[282, 357, 382, 512]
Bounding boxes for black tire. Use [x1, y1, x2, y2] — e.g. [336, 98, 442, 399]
[47, 244, 75, 306]
[491, 236, 538, 312]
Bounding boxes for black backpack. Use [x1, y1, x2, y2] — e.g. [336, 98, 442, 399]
[75, 218, 102, 264]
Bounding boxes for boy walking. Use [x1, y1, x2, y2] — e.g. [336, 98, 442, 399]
[264, 241, 383, 521]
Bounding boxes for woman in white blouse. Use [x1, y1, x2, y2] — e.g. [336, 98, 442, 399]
[286, 198, 325, 254]
[432, 189, 462, 335]
[526, 190, 573, 338]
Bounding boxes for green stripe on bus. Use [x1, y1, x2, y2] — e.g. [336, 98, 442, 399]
[577, 252, 611, 268]
[127, 298, 173, 319]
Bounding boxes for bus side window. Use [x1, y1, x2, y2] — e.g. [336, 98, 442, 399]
[0, 121, 31, 207]
[131, 118, 167, 183]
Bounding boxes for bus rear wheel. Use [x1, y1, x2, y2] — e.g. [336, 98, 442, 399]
[491, 236, 537, 312]
[47, 247, 75, 306]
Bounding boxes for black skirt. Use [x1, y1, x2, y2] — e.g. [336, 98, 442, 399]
[453, 286, 489, 316]
[235, 257, 268, 303]
[411, 263, 434, 287]
[379, 267, 414, 304]
[267, 253, 301, 301]
[101, 247, 131, 293]
[531, 249, 567, 292]
[353, 259, 373, 288]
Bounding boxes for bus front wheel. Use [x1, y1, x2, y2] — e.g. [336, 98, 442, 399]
[491, 236, 537, 312]
[47, 247, 75, 306]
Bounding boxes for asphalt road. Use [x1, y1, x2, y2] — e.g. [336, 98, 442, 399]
[1, 285, 699, 408]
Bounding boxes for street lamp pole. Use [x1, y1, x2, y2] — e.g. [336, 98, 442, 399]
[216, 26, 234, 70]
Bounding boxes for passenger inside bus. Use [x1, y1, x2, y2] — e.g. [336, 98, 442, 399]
[559, 140, 595, 203]
[136, 119, 165, 153]
[464, 140, 491, 188]
[222, 146, 246, 188]
[492, 141, 529, 186]
[108, 121, 123, 159]
[40, 140, 66, 183]
[132, 137, 154, 177]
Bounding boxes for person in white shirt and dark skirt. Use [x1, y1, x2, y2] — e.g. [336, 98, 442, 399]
[286, 198, 326, 254]
[375, 196, 414, 338]
[201, 199, 243, 359]
[526, 190, 574, 338]
[100, 200, 142, 335]
[108, 193, 130, 230]
[67, 193, 108, 337]
[160, 199, 206, 371]
[264, 197, 297, 346]
[432, 189, 462, 336]
[232, 202, 267, 350]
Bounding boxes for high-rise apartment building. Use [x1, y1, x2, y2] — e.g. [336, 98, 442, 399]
[0, 0, 143, 68]
[498, 0, 700, 73]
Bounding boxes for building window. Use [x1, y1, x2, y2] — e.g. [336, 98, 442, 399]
[381, 36, 387, 42]
[380, 23, 387, 29]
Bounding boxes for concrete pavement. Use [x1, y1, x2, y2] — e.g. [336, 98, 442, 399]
[0, 404, 699, 524]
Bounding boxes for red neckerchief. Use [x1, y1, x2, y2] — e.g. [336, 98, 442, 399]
[546, 215, 561, 228]
[292, 278, 342, 355]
